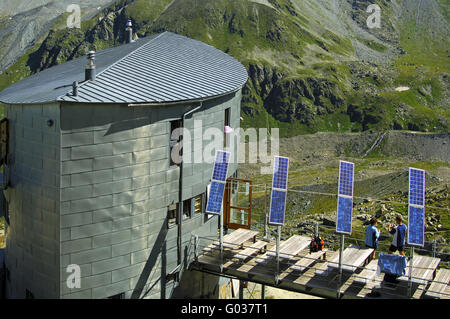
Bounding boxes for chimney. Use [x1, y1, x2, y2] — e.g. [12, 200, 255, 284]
[72, 81, 78, 96]
[85, 51, 96, 81]
[126, 20, 133, 44]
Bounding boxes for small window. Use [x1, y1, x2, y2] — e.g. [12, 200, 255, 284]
[170, 120, 182, 167]
[0, 118, 9, 166]
[168, 204, 178, 227]
[108, 293, 125, 299]
[25, 289, 34, 299]
[193, 194, 203, 217]
[224, 108, 231, 148]
[182, 199, 192, 220]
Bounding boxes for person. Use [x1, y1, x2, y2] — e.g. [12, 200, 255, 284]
[365, 217, 380, 260]
[388, 215, 407, 256]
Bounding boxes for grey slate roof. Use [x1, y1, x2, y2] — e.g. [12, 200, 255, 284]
[0, 32, 248, 105]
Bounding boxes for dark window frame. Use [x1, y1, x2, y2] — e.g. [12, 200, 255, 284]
[169, 119, 182, 168]
[224, 108, 231, 148]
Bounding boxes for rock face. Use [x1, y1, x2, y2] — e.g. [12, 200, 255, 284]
[0, 0, 115, 73]
[1, 0, 449, 134]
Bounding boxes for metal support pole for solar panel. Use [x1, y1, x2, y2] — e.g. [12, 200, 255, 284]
[337, 233, 344, 299]
[239, 280, 244, 299]
[264, 184, 268, 240]
[275, 225, 281, 284]
[407, 246, 414, 298]
[432, 240, 436, 258]
[220, 208, 224, 273]
[194, 235, 199, 263]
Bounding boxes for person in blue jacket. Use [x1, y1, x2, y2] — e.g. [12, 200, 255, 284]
[365, 217, 380, 261]
[388, 215, 407, 256]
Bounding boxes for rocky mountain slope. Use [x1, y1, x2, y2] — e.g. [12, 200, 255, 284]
[0, 0, 448, 135]
[0, 0, 115, 72]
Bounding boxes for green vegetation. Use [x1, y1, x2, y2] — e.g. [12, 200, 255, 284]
[0, 0, 448, 136]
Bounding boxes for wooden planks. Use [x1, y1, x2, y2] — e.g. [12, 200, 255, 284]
[327, 245, 374, 273]
[353, 259, 378, 285]
[267, 235, 311, 259]
[398, 255, 441, 285]
[234, 240, 268, 261]
[222, 229, 258, 249]
[424, 268, 450, 299]
[290, 249, 327, 272]
[315, 251, 339, 276]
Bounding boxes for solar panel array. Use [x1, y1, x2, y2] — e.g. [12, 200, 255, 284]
[205, 181, 226, 214]
[212, 151, 231, 182]
[408, 206, 425, 247]
[338, 161, 354, 197]
[408, 168, 426, 247]
[272, 157, 289, 190]
[336, 197, 353, 234]
[409, 168, 425, 206]
[336, 161, 355, 235]
[269, 156, 290, 226]
[205, 150, 231, 215]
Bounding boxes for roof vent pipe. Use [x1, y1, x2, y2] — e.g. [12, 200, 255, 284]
[126, 20, 133, 44]
[72, 81, 78, 96]
[85, 51, 96, 81]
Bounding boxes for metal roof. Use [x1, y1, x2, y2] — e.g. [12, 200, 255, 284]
[0, 32, 248, 105]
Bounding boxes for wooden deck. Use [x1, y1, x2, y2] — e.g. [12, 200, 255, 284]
[193, 234, 448, 299]
[267, 235, 311, 259]
[327, 245, 374, 273]
[222, 229, 258, 249]
[425, 268, 450, 299]
[398, 255, 441, 285]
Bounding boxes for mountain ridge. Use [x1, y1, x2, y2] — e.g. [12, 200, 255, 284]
[0, 0, 448, 136]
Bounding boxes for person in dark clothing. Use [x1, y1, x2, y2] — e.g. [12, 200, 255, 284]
[388, 215, 407, 256]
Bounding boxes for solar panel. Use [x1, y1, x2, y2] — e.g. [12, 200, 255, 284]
[269, 156, 289, 226]
[408, 206, 425, 247]
[338, 161, 354, 197]
[211, 151, 231, 182]
[269, 189, 287, 226]
[205, 150, 231, 215]
[336, 196, 353, 234]
[336, 161, 355, 234]
[272, 157, 289, 190]
[206, 181, 226, 215]
[408, 167, 426, 247]
[409, 168, 425, 206]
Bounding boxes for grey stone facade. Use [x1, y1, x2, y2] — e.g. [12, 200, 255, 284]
[2, 90, 242, 299]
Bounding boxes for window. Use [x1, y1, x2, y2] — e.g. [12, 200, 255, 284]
[182, 199, 192, 220]
[193, 194, 203, 217]
[0, 118, 9, 166]
[168, 204, 178, 227]
[224, 108, 231, 148]
[25, 289, 34, 299]
[170, 119, 182, 167]
[108, 293, 125, 299]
